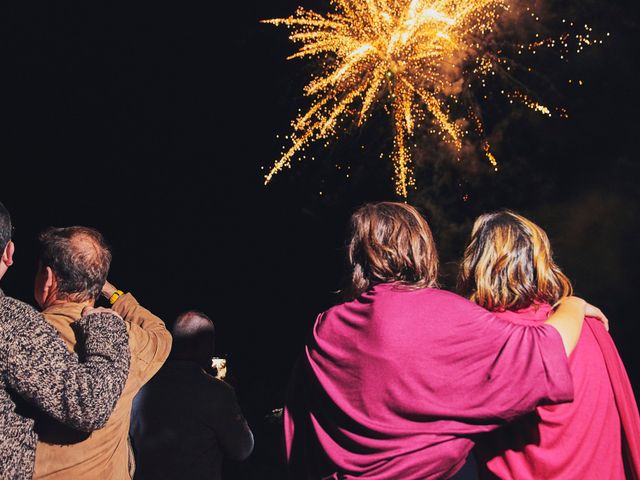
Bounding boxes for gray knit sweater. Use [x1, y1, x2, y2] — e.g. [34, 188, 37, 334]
[0, 289, 130, 479]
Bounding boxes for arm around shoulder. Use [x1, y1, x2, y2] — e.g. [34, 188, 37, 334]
[1, 297, 130, 431]
[444, 296, 574, 423]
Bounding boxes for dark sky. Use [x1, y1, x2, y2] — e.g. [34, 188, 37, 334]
[1, 0, 639, 475]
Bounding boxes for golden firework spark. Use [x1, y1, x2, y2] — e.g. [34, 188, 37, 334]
[262, 0, 604, 197]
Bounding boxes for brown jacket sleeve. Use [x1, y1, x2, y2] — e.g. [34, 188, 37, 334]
[112, 293, 172, 385]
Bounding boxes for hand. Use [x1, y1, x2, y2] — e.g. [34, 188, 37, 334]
[82, 306, 123, 321]
[553, 295, 586, 314]
[585, 302, 609, 331]
[556, 296, 609, 331]
[102, 281, 117, 299]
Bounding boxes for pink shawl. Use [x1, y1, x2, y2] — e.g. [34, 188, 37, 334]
[285, 285, 574, 479]
[585, 317, 640, 479]
[475, 305, 631, 479]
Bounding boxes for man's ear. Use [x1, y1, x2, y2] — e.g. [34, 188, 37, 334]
[2, 240, 15, 267]
[34, 264, 57, 308]
[44, 266, 56, 295]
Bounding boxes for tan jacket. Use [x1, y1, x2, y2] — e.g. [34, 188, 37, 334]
[32, 293, 172, 480]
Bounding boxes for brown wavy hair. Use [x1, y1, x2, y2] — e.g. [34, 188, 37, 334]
[457, 210, 572, 311]
[344, 202, 438, 299]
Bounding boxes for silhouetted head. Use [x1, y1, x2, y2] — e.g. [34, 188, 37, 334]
[171, 310, 216, 367]
[345, 202, 438, 299]
[457, 210, 572, 311]
[34, 226, 112, 308]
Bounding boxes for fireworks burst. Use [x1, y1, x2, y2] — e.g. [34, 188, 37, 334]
[262, 0, 605, 197]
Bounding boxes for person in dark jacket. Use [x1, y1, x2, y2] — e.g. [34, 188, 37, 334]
[0, 201, 131, 479]
[130, 311, 253, 480]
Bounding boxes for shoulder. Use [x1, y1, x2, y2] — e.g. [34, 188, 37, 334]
[382, 288, 508, 338]
[192, 372, 238, 414]
[422, 287, 476, 303]
[419, 288, 493, 316]
[204, 375, 235, 393]
[198, 374, 240, 404]
[0, 295, 39, 317]
[0, 296, 65, 355]
[0, 295, 43, 330]
[419, 287, 469, 303]
[320, 287, 487, 322]
[378, 286, 485, 315]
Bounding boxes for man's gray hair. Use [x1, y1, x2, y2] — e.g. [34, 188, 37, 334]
[38, 226, 112, 302]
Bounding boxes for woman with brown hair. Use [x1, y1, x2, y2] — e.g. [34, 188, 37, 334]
[284, 202, 607, 479]
[459, 210, 639, 479]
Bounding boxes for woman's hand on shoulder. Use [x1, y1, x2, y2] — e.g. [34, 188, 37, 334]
[584, 301, 609, 331]
[556, 296, 609, 331]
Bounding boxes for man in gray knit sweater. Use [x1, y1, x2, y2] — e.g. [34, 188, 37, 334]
[0, 201, 131, 479]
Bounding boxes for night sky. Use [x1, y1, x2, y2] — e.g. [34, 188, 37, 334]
[2, 0, 639, 477]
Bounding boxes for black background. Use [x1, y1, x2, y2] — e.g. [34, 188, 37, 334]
[1, 0, 638, 477]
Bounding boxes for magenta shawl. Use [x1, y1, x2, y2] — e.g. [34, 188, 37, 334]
[475, 305, 627, 479]
[585, 318, 640, 479]
[285, 284, 573, 479]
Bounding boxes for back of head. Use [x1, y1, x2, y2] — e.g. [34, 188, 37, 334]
[345, 202, 438, 300]
[171, 311, 216, 365]
[38, 226, 112, 303]
[457, 210, 572, 311]
[0, 202, 11, 253]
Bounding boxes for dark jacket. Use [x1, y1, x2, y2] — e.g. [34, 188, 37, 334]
[130, 360, 254, 480]
[0, 289, 130, 479]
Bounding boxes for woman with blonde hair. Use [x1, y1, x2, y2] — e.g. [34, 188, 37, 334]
[459, 210, 640, 480]
[285, 202, 608, 479]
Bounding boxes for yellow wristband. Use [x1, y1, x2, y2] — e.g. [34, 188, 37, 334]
[109, 290, 124, 305]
